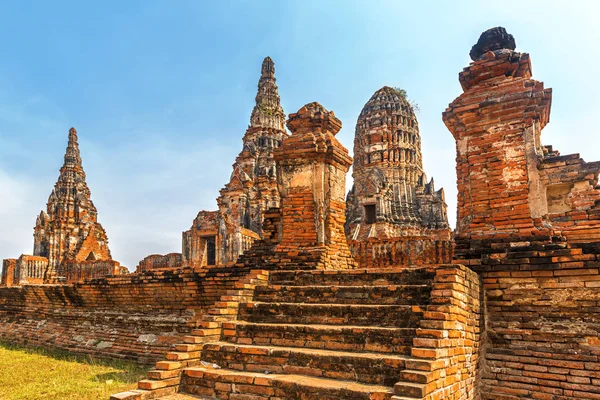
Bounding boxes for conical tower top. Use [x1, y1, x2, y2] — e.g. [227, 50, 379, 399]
[261, 56, 275, 78]
[63, 126, 83, 169]
[33, 126, 112, 273]
[44, 126, 95, 223]
[249, 56, 286, 130]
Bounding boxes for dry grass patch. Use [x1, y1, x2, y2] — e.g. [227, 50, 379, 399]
[0, 341, 149, 400]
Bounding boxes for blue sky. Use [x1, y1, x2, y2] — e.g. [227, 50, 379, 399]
[1, 0, 599, 269]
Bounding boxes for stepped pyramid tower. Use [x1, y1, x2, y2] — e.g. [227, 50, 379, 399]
[33, 127, 113, 278]
[182, 57, 289, 267]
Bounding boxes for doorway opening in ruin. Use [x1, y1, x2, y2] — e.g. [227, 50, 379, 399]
[206, 236, 216, 265]
[364, 204, 376, 224]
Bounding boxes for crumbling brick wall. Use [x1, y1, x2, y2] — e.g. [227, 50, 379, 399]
[0, 259, 16, 287]
[135, 253, 183, 273]
[394, 264, 484, 399]
[0, 267, 253, 364]
[540, 150, 600, 242]
[457, 239, 600, 399]
[61, 259, 123, 283]
[348, 234, 454, 268]
[446, 27, 600, 399]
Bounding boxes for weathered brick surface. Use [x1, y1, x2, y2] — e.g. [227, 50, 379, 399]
[540, 149, 600, 243]
[446, 27, 600, 400]
[0, 259, 16, 286]
[443, 46, 552, 239]
[179, 57, 287, 268]
[349, 236, 454, 268]
[0, 267, 257, 364]
[346, 86, 452, 268]
[1, 127, 124, 284]
[163, 265, 483, 400]
[61, 259, 124, 283]
[394, 264, 483, 400]
[455, 240, 600, 400]
[178, 267, 439, 399]
[136, 253, 183, 273]
[182, 211, 219, 268]
[110, 268, 269, 400]
[237, 102, 356, 270]
[273, 102, 354, 269]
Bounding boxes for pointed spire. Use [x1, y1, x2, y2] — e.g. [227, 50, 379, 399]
[34, 126, 108, 271]
[63, 127, 82, 169]
[261, 56, 275, 78]
[54, 126, 90, 203]
[249, 56, 286, 130]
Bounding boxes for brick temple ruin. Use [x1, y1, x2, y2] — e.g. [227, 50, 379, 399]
[1, 27, 600, 400]
[135, 56, 288, 273]
[346, 86, 452, 268]
[0, 127, 125, 286]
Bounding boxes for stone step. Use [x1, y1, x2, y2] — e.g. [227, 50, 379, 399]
[147, 368, 182, 380]
[110, 387, 177, 400]
[254, 284, 430, 305]
[201, 341, 411, 386]
[393, 381, 431, 398]
[269, 268, 435, 287]
[138, 377, 181, 390]
[181, 366, 394, 400]
[184, 336, 210, 344]
[166, 351, 202, 361]
[239, 302, 424, 327]
[222, 321, 416, 355]
[190, 328, 222, 336]
[175, 343, 204, 352]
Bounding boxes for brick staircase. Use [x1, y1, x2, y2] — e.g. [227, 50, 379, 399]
[110, 265, 482, 400]
[111, 269, 269, 400]
[178, 267, 437, 400]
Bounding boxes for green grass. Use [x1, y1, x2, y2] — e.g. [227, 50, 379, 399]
[0, 341, 150, 400]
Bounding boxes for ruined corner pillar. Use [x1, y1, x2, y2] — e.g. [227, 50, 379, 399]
[443, 27, 553, 242]
[274, 102, 356, 269]
[1, 259, 17, 287]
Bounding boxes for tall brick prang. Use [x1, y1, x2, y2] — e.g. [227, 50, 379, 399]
[34, 127, 114, 277]
[346, 86, 452, 268]
[347, 86, 449, 233]
[1, 127, 123, 285]
[273, 102, 355, 269]
[180, 57, 288, 268]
